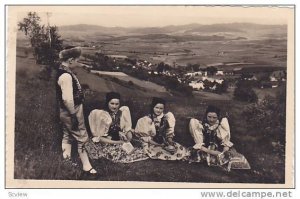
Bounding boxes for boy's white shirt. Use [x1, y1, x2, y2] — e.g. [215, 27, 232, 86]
[57, 73, 76, 114]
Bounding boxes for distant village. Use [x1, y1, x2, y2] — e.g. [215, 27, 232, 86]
[79, 49, 287, 94]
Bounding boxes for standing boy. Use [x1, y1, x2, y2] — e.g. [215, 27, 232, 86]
[57, 47, 97, 176]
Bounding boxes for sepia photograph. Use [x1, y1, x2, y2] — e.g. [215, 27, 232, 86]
[5, 5, 295, 188]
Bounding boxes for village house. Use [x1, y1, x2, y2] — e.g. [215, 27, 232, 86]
[211, 84, 217, 90]
[260, 81, 279, 89]
[242, 74, 257, 81]
[185, 71, 203, 77]
[270, 70, 287, 81]
[224, 70, 234, 75]
[216, 70, 224, 76]
[202, 76, 224, 84]
[270, 76, 278, 82]
[188, 75, 225, 91]
[189, 81, 205, 90]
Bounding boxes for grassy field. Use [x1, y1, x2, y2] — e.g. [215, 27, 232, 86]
[60, 23, 287, 69]
[13, 46, 286, 184]
[88, 70, 167, 93]
[80, 37, 286, 68]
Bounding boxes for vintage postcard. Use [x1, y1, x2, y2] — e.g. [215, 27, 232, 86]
[6, 5, 295, 188]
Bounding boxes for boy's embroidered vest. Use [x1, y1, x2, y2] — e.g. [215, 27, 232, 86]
[56, 65, 84, 108]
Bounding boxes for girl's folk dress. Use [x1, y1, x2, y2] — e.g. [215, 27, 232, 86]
[135, 112, 189, 161]
[189, 117, 251, 171]
[85, 106, 148, 163]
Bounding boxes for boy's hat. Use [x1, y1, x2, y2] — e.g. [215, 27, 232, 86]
[59, 47, 81, 60]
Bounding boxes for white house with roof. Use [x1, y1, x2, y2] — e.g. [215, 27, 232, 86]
[270, 76, 278, 82]
[185, 71, 203, 77]
[270, 70, 286, 81]
[189, 81, 205, 90]
[216, 70, 224, 76]
[202, 76, 224, 84]
[211, 84, 217, 90]
[242, 74, 257, 81]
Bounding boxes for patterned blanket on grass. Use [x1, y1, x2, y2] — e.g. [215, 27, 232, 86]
[85, 138, 190, 163]
[141, 142, 190, 161]
[85, 139, 149, 163]
[86, 139, 250, 171]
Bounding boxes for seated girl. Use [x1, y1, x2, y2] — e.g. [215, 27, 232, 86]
[85, 92, 148, 163]
[134, 97, 189, 161]
[189, 105, 250, 171]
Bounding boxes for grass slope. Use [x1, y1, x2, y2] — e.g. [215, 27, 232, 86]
[13, 49, 285, 184]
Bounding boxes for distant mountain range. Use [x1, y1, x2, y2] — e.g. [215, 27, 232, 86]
[58, 23, 286, 35]
[17, 22, 287, 43]
[56, 23, 287, 43]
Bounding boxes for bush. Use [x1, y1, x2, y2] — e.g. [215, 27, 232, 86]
[242, 85, 286, 149]
[234, 87, 258, 102]
[234, 80, 258, 102]
[127, 81, 134, 86]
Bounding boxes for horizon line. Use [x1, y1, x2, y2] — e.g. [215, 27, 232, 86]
[56, 22, 287, 28]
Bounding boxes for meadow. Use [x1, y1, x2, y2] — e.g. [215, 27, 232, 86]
[80, 38, 287, 69]
[88, 70, 167, 93]
[13, 45, 285, 184]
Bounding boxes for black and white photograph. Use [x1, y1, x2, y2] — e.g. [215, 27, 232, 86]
[6, 5, 294, 188]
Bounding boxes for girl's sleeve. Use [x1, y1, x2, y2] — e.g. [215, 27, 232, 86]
[189, 118, 205, 149]
[165, 112, 176, 138]
[119, 106, 132, 133]
[134, 116, 156, 143]
[219, 117, 234, 147]
[88, 109, 112, 138]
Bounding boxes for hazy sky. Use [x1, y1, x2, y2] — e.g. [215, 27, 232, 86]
[15, 6, 292, 27]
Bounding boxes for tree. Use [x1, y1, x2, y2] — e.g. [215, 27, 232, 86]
[91, 53, 115, 71]
[258, 72, 271, 82]
[206, 66, 218, 76]
[203, 79, 214, 91]
[215, 80, 228, 94]
[34, 26, 63, 65]
[157, 62, 165, 73]
[234, 80, 258, 102]
[192, 64, 200, 72]
[186, 63, 193, 71]
[18, 12, 63, 65]
[125, 58, 137, 65]
[18, 12, 43, 47]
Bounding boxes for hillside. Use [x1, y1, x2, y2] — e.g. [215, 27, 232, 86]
[13, 46, 285, 183]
